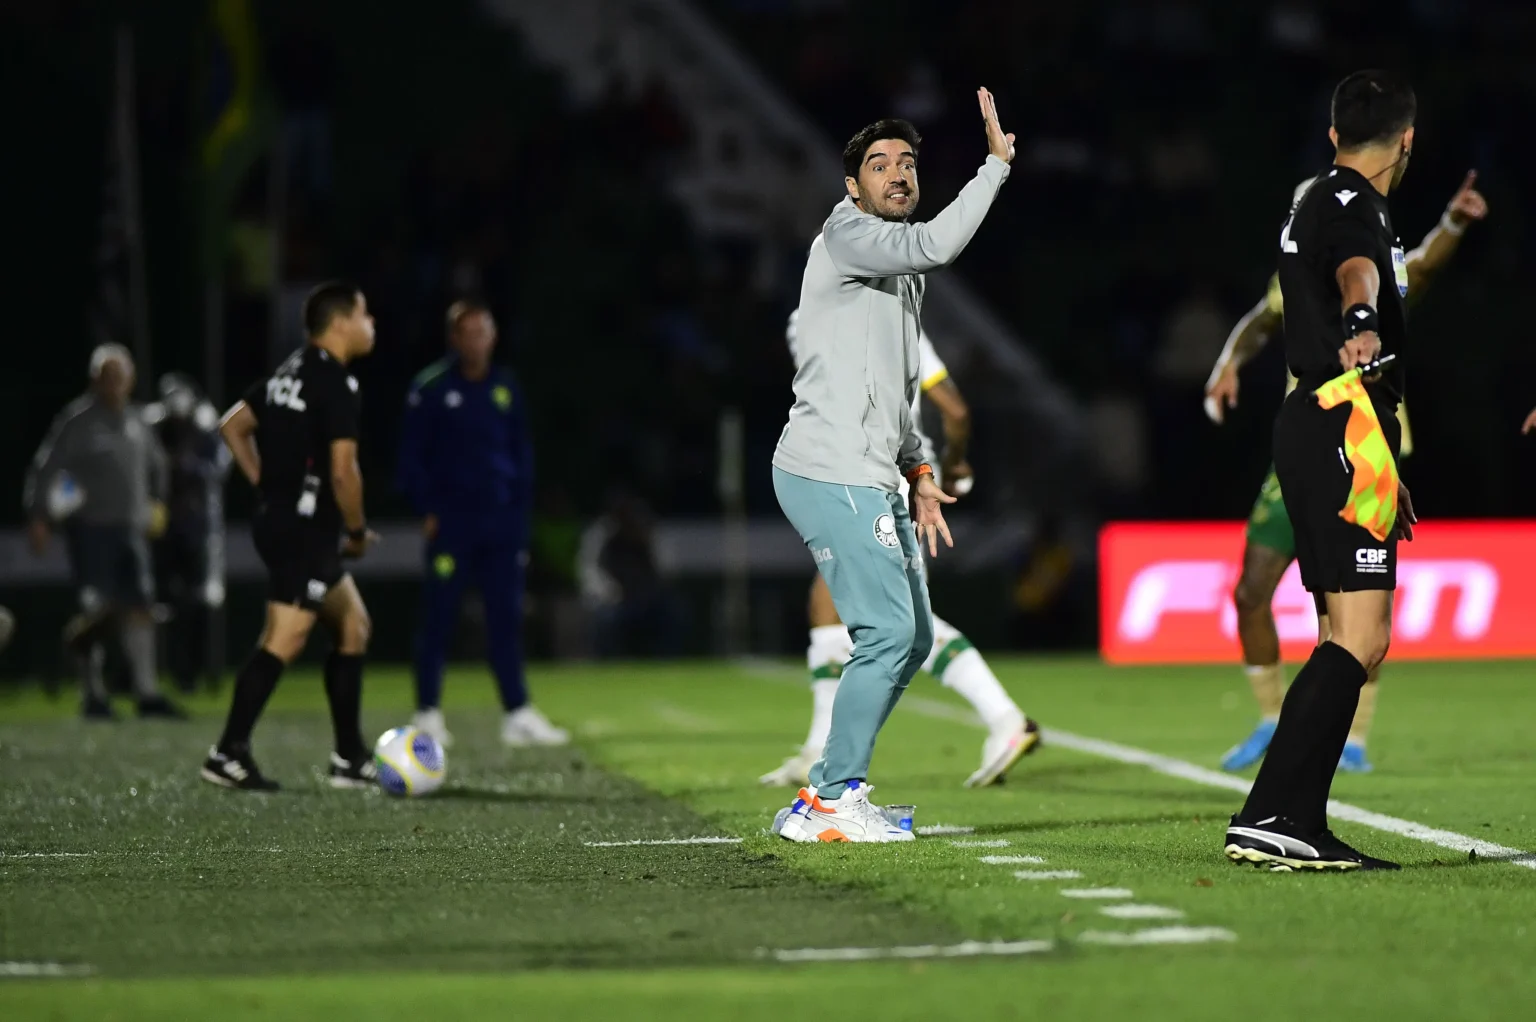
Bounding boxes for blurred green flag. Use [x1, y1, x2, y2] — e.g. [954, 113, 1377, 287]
[198, 0, 274, 267]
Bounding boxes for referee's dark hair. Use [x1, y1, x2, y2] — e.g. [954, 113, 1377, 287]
[843, 118, 922, 180]
[445, 298, 492, 336]
[302, 280, 362, 338]
[1331, 70, 1416, 151]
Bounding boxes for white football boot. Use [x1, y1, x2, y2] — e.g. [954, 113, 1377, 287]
[777, 781, 914, 843]
[412, 708, 454, 749]
[502, 705, 571, 747]
[964, 715, 1041, 788]
[759, 747, 819, 787]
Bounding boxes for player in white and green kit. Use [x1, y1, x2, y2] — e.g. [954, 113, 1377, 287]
[1205, 171, 1487, 773]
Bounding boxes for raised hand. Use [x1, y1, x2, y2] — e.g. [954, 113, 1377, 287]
[1446, 170, 1488, 227]
[978, 88, 1015, 164]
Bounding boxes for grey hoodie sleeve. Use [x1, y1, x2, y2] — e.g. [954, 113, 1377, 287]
[896, 415, 927, 479]
[22, 404, 82, 519]
[823, 156, 1010, 278]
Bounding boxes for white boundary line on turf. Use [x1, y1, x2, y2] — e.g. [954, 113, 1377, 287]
[767, 938, 1053, 963]
[0, 962, 95, 978]
[1079, 926, 1235, 946]
[891, 694, 1536, 870]
[583, 837, 743, 847]
[1099, 904, 1184, 920]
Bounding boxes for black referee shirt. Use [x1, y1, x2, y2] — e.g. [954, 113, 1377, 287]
[241, 345, 361, 533]
[1277, 165, 1408, 420]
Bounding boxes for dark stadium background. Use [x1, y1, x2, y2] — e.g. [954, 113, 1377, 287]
[2, 0, 1533, 673]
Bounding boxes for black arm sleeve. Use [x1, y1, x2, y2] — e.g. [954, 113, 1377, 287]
[239, 376, 267, 422]
[321, 370, 360, 443]
[1322, 196, 1382, 277]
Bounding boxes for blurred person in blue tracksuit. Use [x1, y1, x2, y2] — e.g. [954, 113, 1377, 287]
[397, 301, 568, 748]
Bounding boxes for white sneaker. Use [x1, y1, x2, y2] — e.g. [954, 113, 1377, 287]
[759, 747, 819, 787]
[412, 708, 454, 749]
[964, 716, 1040, 788]
[502, 705, 570, 747]
[777, 781, 914, 843]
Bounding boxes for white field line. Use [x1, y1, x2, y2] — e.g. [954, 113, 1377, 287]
[950, 839, 1010, 847]
[1014, 870, 1084, 881]
[893, 694, 1536, 870]
[766, 928, 1241, 961]
[583, 837, 743, 848]
[1098, 904, 1185, 920]
[978, 855, 1046, 865]
[0, 852, 93, 858]
[1061, 887, 1135, 899]
[917, 824, 973, 836]
[0, 962, 95, 977]
[767, 938, 1053, 963]
[1079, 926, 1236, 946]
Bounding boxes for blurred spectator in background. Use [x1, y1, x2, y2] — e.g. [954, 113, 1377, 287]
[579, 490, 685, 658]
[23, 345, 182, 720]
[398, 301, 566, 748]
[145, 372, 229, 693]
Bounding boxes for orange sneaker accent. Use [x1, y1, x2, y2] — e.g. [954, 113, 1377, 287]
[817, 828, 851, 843]
[798, 787, 835, 813]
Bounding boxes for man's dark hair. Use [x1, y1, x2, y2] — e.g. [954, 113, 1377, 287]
[1331, 70, 1416, 150]
[843, 118, 922, 180]
[302, 280, 361, 338]
[446, 298, 492, 335]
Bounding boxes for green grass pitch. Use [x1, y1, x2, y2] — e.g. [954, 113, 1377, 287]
[2, 656, 1533, 1020]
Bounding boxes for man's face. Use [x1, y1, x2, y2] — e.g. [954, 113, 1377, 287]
[94, 358, 134, 409]
[451, 311, 497, 365]
[342, 293, 377, 357]
[1388, 125, 1416, 192]
[846, 138, 919, 221]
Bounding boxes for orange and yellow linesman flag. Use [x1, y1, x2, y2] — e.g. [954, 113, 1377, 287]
[1314, 368, 1398, 541]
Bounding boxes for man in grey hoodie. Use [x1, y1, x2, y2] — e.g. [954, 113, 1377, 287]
[773, 89, 1014, 843]
[25, 344, 181, 719]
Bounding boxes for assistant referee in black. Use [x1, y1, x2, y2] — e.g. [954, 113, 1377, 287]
[201, 282, 380, 791]
[1225, 71, 1421, 871]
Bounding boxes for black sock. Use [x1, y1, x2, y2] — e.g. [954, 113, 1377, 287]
[218, 648, 285, 753]
[1241, 641, 1367, 832]
[1301, 642, 1369, 828]
[324, 652, 367, 761]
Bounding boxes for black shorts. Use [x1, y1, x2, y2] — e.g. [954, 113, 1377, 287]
[252, 512, 343, 611]
[1273, 388, 1402, 598]
[65, 523, 153, 612]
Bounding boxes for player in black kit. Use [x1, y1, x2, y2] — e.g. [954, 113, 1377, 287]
[1224, 71, 1420, 870]
[202, 282, 380, 791]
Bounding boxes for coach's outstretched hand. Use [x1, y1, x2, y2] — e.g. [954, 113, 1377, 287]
[912, 473, 957, 558]
[978, 88, 1014, 164]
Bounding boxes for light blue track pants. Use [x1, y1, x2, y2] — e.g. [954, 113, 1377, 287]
[772, 467, 933, 798]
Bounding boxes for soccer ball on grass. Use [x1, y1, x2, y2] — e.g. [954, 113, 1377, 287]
[373, 726, 446, 797]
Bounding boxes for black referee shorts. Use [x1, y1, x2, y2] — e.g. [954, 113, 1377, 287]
[252, 512, 343, 612]
[1273, 388, 1402, 601]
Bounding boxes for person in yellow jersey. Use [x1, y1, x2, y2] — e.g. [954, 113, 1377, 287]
[1205, 169, 1487, 773]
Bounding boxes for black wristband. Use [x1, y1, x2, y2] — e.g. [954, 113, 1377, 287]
[1343, 303, 1379, 339]
[347, 526, 368, 543]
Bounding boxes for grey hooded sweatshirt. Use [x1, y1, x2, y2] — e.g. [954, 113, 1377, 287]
[772, 154, 1009, 492]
